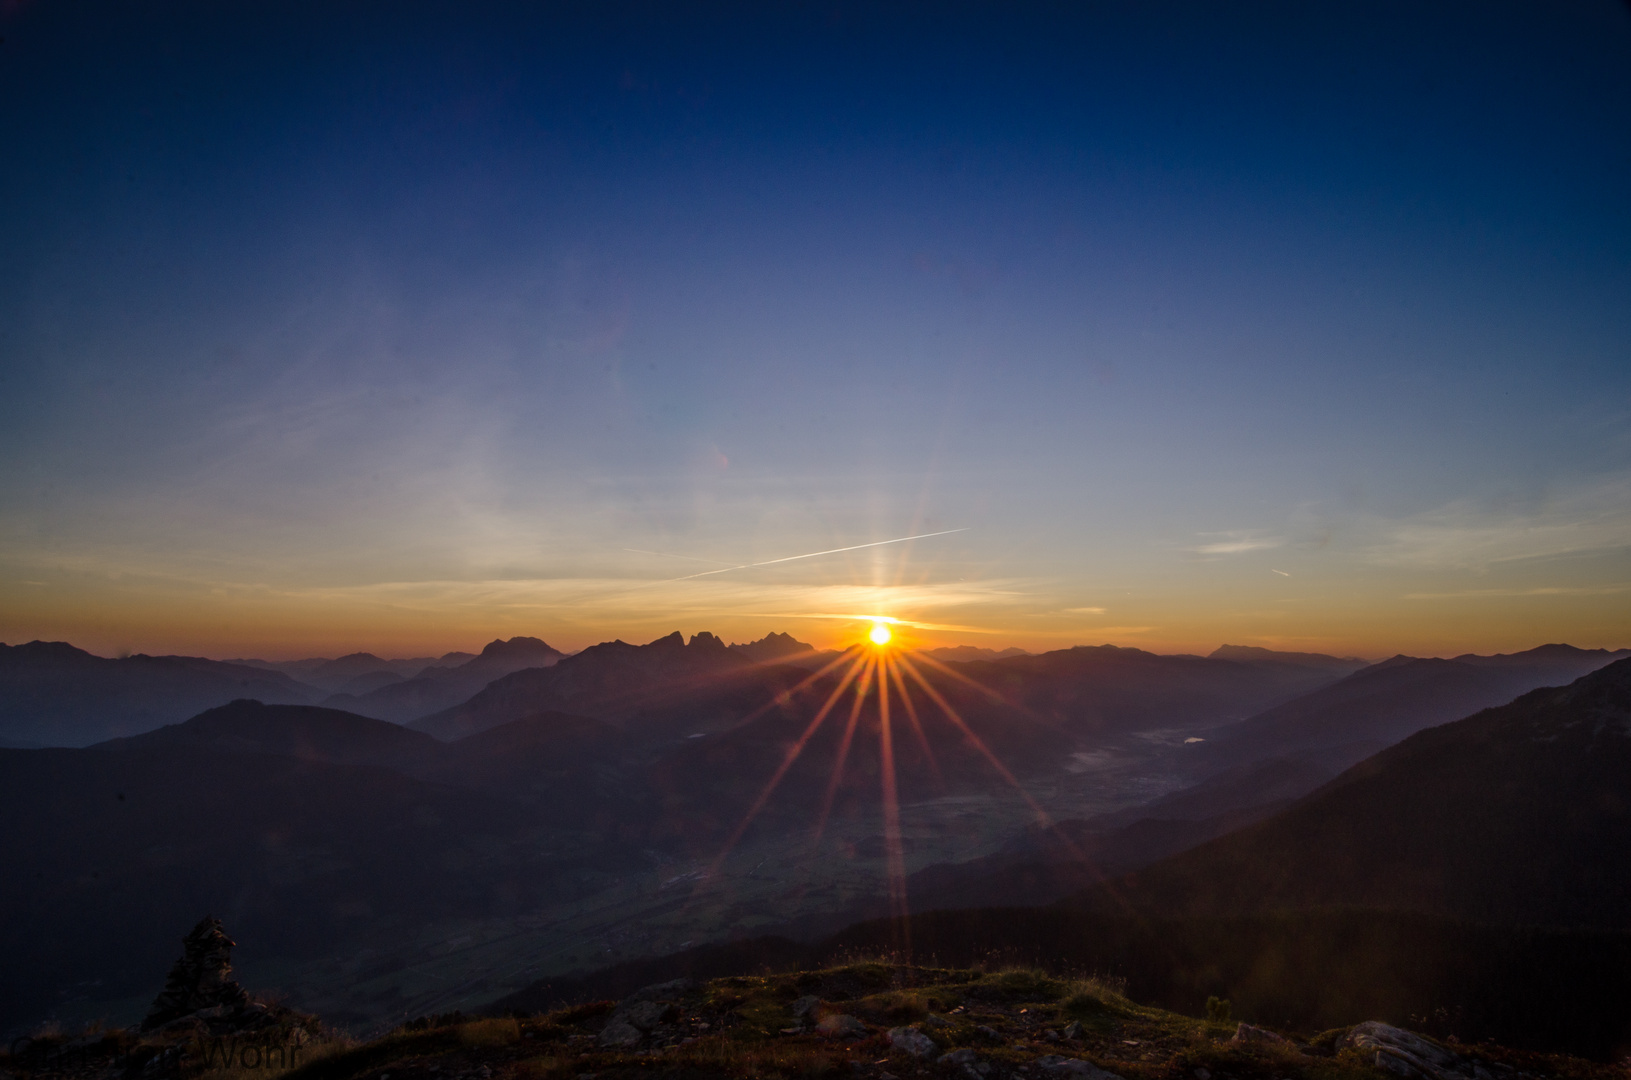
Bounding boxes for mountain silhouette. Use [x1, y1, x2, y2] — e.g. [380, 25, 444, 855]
[1207, 644, 1369, 669]
[1072, 656, 1631, 929]
[0, 641, 322, 746]
[943, 643, 1364, 737]
[408, 631, 761, 739]
[923, 645, 1033, 662]
[95, 699, 443, 771]
[323, 636, 565, 723]
[1191, 643, 1630, 775]
[727, 631, 816, 662]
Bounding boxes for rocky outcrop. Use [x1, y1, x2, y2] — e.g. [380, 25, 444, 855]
[887, 1026, 938, 1057]
[1034, 1055, 1125, 1080]
[815, 1014, 868, 1039]
[1342, 1022, 1510, 1080]
[142, 917, 252, 1030]
[1231, 1022, 1292, 1046]
[596, 980, 696, 1049]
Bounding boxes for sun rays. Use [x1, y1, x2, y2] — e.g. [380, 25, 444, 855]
[700, 623, 1065, 953]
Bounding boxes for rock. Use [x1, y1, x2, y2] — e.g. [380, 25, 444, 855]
[1062, 1022, 1085, 1041]
[621, 1000, 676, 1031]
[924, 1013, 953, 1029]
[1232, 1023, 1292, 1046]
[975, 1025, 1003, 1042]
[888, 1026, 938, 1058]
[1342, 1022, 1482, 1080]
[792, 995, 823, 1020]
[625, 978, 696, 1003]
[1193, 1070, 1212, 1080]
[1034, 1056, 1124, 1080]
[816, 1014, 868, 1040]
[597, 1021, 643, 1049]
[142, 916, 252, 1030]
[939, 1048, 993, 1078]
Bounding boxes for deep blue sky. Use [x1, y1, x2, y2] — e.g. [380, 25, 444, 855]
[2, 1, 1629, 657]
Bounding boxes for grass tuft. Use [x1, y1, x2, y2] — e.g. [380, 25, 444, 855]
[458, 1018, 520, 1047]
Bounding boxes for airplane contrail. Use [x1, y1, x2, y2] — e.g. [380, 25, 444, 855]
[667, 528, 969, 581]
[621, 548, 733, 565]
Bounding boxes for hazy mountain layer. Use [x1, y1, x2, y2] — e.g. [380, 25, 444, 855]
[1190, 643, 1630, 775]
[0, 641, 322, 746]
[1071, 656, 1631, 928]
[322, 637, 565, 723]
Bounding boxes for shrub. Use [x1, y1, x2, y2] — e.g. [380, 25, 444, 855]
[1205, 996, 1232, 1024]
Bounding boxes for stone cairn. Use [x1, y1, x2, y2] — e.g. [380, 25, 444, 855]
[141, 916, 251, 1030]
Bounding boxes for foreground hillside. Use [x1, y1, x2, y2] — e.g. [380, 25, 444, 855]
[7, 962, 1622, 1080]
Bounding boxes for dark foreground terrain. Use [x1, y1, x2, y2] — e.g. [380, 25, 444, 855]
[4, 961, 1625, 1080]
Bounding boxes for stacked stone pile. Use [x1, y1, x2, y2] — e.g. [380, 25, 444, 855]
[141, 916, 278, 1033]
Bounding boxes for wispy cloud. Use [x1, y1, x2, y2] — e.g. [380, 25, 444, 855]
[204, 575, 1038, 631]
[1189, 531, 1285, 556]
[1405, 583, 1631, 600]
[1366, 473, 1631, 571]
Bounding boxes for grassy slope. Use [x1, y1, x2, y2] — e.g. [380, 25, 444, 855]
[26, 963, 1619, 1080]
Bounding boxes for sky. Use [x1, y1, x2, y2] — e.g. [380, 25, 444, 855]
[1, 1, 1629, 660]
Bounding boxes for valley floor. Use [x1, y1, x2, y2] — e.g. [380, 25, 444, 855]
[230, 742, 1184, 1034]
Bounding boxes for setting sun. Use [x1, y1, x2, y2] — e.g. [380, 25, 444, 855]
[869, 622, 893, 646]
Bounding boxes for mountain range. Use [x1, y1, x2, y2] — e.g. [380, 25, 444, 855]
[1069, 655, 1631, 929]
[0, 642, 322, 746]
[5, 631, 1628, 1038]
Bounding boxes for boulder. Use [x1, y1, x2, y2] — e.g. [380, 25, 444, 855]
[1034, 1056, 1124, 1080]
[888, 1026, 938, 1058]
[1231, 1023, 1292, 1046]
[597, 1020, 643, 1049]
[621, 1000, 676, 1031]
[791, 995, 822, 1020]
[939, 1047, 993, 1078]
[1342, 1022, 1487, 1080]
[816, 1014, 868, 1040]
[1062, 1021, 1085, 1040]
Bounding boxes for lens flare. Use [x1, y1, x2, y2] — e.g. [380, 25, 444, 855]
[692, 609, 1135, 962]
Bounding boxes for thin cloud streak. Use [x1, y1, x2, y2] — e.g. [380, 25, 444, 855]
[664, 529, 969, 581]
[1365, 473, 1631, 571]
[1405, 583, 1631, 600]
[1189, 532, 1286, 556]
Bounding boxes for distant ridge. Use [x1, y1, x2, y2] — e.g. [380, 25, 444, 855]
[922, 645, 1031, 663]
[727, 631, 815, 662]
[1209, 644, 1369, 668]
[0, 641, 321, 746]
[1072, 655, 1631, 929]
[1194, 642, 1631, 774]
[407, 630, 762, 740]
[321, 636, 565, 723]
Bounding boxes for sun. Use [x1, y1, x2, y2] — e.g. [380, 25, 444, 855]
[868, 621, 893, 646]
